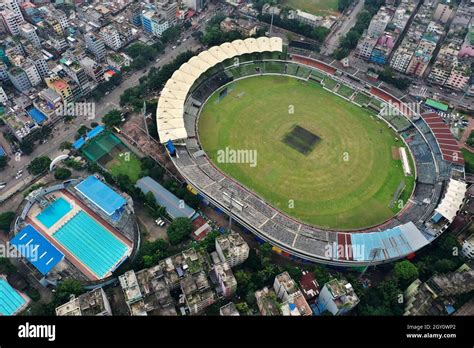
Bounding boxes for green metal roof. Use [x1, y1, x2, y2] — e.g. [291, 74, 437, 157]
[425, 98, 448, 112]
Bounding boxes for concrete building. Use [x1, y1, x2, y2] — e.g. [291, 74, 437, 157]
[55, 288, 112, 316]
[156, 0, 177, 26]
[462, 234, 474, 259]
[255, 287, 280, 316]
[141, 11, 170, 37]
[101, 25, 122, 51]
[80, 56, 104, 83]
[181, 271, 216, 315]
[20, 23, 41, 48]
[273, 271, 299, 302]
[0, 86, 8, 104]
[367, 7, 392, 37]
[433, 3, 453, 24]
[219, 302, 240, 316]
[1, 8, 23, 35]
[60, 58, 91, 97]
[46, 75, 73, 103]
[183, 0, 202, 12]
[281, 291, 312, 316]
[213, 262, 237, 298]
[22, 61, 41, 86]
[288, 9, 321, 28]
[355, 33, 378, 60]
[317, 279, 359, 316]
[8, 66, 31, 92]
[215, 232, 249, 268]
[85, 32, 106, 62]
[5, 0, 24, 21]
[119, 270, 148, 316]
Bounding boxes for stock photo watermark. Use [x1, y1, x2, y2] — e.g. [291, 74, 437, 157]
[55, 102, 96, 120]
[217, 147, 258, 167]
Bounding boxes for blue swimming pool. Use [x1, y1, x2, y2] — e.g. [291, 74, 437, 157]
[36, 198, 73, 229]
[0, 279, 26, 316]
[52, 211, 128, 278]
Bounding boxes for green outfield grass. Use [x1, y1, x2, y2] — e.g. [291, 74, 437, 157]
[106, 151, 142, 183]
[198, 75, 414, 230]
[281, 0, 339, 16]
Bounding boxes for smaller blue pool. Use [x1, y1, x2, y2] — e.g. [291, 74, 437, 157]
[0, 279, 26, 316]
[27, 107, 47, 124]
[36, 198, 73, 229]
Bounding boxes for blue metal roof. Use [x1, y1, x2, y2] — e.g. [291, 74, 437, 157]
[86, 125, 105, 140]
[0, 146, 5, 157]
[72, 137, 86, 150]
[10, 225, 64, 275]
[135, 176, 196, 219]
[75, 176, 127, 216]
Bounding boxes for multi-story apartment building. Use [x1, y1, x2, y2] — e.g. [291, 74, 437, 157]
[317, 279, 359, 316]
[255, 287, 280, 316]
[273, 271, 299, 302]
[156, 0, 177, 26]
[55, 288, 113, 316]
[101, 25, 122, 51]
[215, 232, 249, 268]
[7, 66, 31, 92]
[367, 7, 392, 37]
[213, 262, 237, 298]
[85, 32, 106, 62]
[20, 22, 41, 48]
[433, 3, 454, 24]
[1, 8, 23, 35]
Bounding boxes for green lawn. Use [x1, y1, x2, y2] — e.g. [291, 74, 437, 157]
[462, 149, 474, 174]
[198, 75, 414, 230]
[106, 152, 142, 183]
[281, 0, 339, 16]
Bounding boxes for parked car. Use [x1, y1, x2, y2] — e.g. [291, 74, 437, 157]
[0, 182, 6, 190]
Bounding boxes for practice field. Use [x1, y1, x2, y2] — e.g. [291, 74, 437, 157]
[198, 76, 415, 230]
[281, 0, 339, 16]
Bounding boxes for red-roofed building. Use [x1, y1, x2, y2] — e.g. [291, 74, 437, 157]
[299, 270, 320, 302]
[191, 215, 212, 241]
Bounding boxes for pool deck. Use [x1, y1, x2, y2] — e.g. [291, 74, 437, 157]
[24, 190, 133, 281]
[29, 193, 82, 235]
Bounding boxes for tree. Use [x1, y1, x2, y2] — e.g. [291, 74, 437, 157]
[27, 156, 51, 175]
[20, 140, 34, 155]
[59, 141, 72, 151]
[313, 265, 330, 285]
[433, 259, 457, 273]
[0, 257, 15, 274]
[103, 109, 122, 128]
[235, 302, 251, 315]
[161, 26, 181, 44]
[0, 156, 7, 170]
[311, 26, 330, 43]
[54, 167, 71, 180]
[166, 217, 193, 245]
[55, 279, 85, 305]
[394, 260, 419, 288]
[259, 243, 273, 258]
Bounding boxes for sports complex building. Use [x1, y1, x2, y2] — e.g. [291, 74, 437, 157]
[156, 37, 469, 267]
[10, 175, 138, 284]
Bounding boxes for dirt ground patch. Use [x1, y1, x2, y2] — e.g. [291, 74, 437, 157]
[392, 146, 400, 160]
[135, 203, 168, 242]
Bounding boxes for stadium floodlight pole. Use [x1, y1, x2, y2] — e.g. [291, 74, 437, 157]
[228, 190, 234, 233]
[359, 247, 383, 280]
[142, 100, 150, 140]
[269, 12, 274, 35]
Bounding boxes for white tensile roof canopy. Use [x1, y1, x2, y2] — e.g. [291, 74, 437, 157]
[156, 36, 283, 143]
[435, 179, 467, 222]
